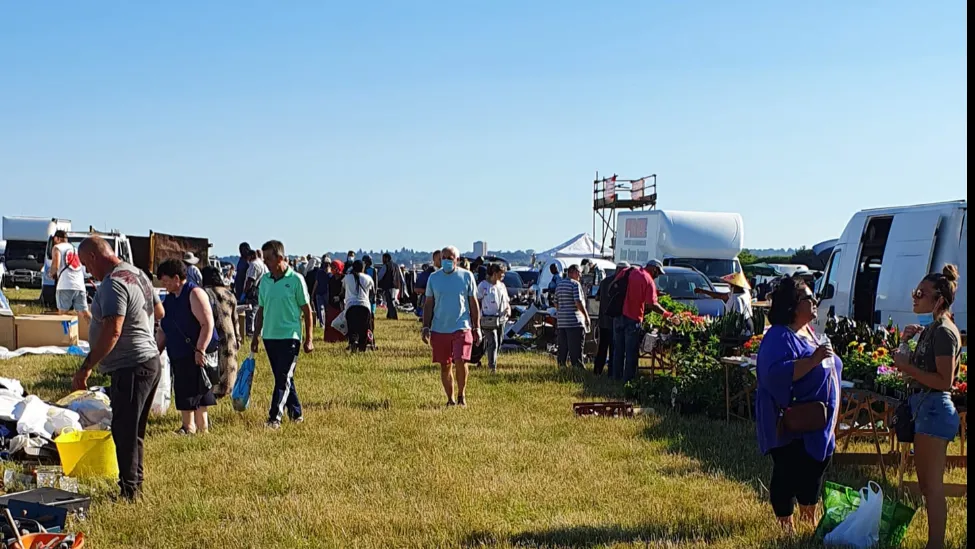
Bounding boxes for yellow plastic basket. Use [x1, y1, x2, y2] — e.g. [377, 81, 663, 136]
[53, 429, 119, 479]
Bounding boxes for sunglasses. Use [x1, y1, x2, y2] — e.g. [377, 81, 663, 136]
[800, 293, 819, 306]
[912, 288, 940, 300]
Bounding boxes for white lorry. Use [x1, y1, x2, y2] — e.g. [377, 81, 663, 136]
[813, 200, 967, 335]
[1, 217, 71, 289]
[614, 210, 745, 289]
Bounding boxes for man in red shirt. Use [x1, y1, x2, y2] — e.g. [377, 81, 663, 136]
[611, 259, 669, 381]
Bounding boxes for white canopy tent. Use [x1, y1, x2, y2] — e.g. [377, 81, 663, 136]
[536, 233, 610, 261]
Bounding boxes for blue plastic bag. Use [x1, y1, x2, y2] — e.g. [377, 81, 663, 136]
[232, 353, 256, 412]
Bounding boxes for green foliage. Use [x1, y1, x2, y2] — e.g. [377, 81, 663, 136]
[738, 249, 759, 266]
[659, 294, 697, 315]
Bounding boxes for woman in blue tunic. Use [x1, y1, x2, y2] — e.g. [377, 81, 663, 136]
[756, 276, 843, 533]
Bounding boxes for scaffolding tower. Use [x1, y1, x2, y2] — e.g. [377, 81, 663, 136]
[592, 173, 657, 258]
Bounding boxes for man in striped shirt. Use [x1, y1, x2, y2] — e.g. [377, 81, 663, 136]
[555, 264, 591, 369]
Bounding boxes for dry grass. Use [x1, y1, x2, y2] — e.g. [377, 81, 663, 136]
[1, 290, 967, 548]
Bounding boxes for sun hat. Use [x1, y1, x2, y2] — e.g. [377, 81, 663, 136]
[182, 252, 200, 265]
[721, 271, 751, 290]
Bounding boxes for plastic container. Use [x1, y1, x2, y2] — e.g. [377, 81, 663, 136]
[53, 429, 118, 479]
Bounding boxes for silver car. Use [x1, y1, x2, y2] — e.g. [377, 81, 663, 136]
[654, 266, 726, 317]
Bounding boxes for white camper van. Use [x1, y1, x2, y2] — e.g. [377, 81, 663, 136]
[614, 210, 744, 288]
[814, 200, 967, 335]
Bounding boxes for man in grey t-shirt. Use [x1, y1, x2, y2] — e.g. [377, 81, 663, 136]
[74, 236, 165, 501]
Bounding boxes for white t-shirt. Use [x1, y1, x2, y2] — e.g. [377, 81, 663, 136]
[726, 292, 753, 320]
[247, 259, 269, 283]
[477, 280, 510, 318]
[343, 273, 374, 310]
[54, 242, 85, 292]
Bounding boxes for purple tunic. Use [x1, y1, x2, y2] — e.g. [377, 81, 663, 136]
[755, 325, 844, 461]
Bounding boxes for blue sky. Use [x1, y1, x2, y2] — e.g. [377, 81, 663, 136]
[0, 1, 967, 256]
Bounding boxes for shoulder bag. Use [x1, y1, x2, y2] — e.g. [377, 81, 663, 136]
[777, 360, 837, 437]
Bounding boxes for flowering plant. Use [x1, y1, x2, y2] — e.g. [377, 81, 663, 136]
[874, 363, 906, 393]
[743, 334, 763, 355]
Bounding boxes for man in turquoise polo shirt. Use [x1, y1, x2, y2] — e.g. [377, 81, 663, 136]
[250, 240, 314, 429]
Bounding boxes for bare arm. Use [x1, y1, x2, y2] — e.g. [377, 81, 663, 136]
[73, 315, 124, 390]
[899, 356, 956, 392]
[468, 295, 481, 331]
[575, 299, 590, 325]
[250, 307, 264, 352]
[651, 303, 668, 315]
[154, 301, 166, 321]
[694, 288, 730, 302]
[301, 303, 314, 345]
[156, 329, 167, 353]
[189, 288, 214, 354]
[50, 251, 61, 281]
[423, 296, 435, 330]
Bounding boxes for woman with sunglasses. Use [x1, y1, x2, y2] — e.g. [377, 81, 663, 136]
[893, 264, 962, 549]
[755, 276, 843, 534]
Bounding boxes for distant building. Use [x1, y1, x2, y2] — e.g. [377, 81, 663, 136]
[473, 241, 488, 258]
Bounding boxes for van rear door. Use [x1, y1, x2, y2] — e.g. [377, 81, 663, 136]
[875, 210, 943, 328]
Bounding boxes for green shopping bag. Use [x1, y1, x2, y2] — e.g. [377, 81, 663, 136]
[815, 481, 917, 547]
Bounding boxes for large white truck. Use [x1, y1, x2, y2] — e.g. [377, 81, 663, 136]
[1, 217, 71, 288]
[813, 200, 967, 335]
[614, 210, 745, 288]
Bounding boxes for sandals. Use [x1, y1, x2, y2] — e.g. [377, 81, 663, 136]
[174, 426, 195, 435]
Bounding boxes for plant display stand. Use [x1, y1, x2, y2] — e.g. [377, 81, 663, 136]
[832, 389, 896, 483]
[637, 332, 682, 377]
[573, 402, 634, 418]
[720, 356, 757, 423]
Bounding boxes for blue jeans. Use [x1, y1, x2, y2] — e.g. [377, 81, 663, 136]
[265, 339, 302, 423]
[612, 316, 642, 382]
[910, 391, 960, 441]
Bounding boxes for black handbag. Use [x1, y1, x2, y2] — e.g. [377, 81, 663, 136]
[892, 392, 927, 444]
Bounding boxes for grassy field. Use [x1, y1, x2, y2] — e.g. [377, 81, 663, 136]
[0, 288, 968, 548]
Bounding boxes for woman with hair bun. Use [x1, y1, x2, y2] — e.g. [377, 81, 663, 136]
[893, 264, 962, 549]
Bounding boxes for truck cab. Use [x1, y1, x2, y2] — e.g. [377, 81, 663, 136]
[814, 201, 967, 335]
[45, 230, 133, 295]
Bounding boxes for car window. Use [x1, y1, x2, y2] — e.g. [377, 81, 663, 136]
[502, 272, 524, 289]
[516, 271, 538, 287]
[656, 271, 712, 299]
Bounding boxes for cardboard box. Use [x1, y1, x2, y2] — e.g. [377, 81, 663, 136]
[41, 311, 90, 342]
[78, 314, 91, 342]
[0, 314, 15, 350]
[14, 315, 79, 348]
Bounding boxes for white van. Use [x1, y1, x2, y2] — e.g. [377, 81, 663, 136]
[814, 200, 967, 335]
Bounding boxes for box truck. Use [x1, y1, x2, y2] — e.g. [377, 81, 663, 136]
[1, 217, 71, 291]
[614, 210, 744, 288]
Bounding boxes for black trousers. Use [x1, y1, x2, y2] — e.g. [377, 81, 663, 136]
[557, 327, 585, 368]
[265, 339, 302, 423]
[346, 305, 371, 352]
[381, 288, 398, 319]
[593, 325, 613, 375]
[769, 439, 832, 517]
[110, 356, 162, 500]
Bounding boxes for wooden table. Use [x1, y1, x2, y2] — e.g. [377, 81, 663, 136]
[720, 357, 757, 423]
[834, 389, 895, 482]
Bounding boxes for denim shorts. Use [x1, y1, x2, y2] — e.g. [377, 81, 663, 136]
[56, 289, 88, 312]
[910, 391, 960, 442]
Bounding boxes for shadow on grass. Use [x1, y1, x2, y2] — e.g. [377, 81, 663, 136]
[462, 515, 770, 548]
[301, 397, 392, 412]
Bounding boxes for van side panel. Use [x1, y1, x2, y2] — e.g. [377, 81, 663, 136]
[954, 211, 967, 333]
[875, 210, 943, 328]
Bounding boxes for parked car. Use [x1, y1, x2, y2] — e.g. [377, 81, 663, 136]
[515, 270, 539, 289]
[502, 271, 532, 305]
[654, 266, 726, 318]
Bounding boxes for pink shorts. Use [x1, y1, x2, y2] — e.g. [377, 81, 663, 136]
[431, 330, 473, 366]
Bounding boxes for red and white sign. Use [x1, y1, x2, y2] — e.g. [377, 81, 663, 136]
[605, 176, 617, 202]
[632, 178, 645, 200]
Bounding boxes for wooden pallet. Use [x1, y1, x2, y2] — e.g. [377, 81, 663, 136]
[573, 401, 634, 418]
